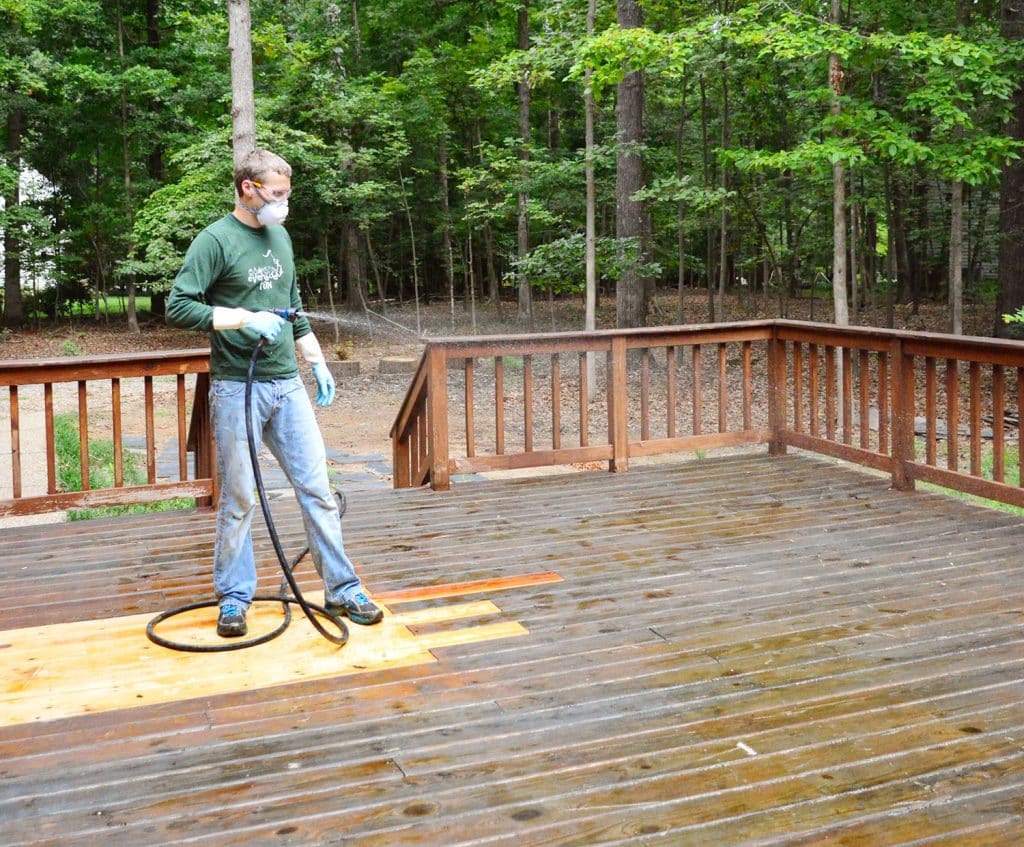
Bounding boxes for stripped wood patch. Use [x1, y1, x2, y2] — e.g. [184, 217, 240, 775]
[0, 577, 554, 727]
[0, 454, 1022, 846]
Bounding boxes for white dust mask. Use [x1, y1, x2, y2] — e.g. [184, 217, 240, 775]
[256, 199, 289, 226]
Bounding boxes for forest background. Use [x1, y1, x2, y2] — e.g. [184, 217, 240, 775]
[3, 0, 1024, 341]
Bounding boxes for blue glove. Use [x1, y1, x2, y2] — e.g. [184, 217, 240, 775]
[312, 363, 336, 407]
[243, 310, 287, 342]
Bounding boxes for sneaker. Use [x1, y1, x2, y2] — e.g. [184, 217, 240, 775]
[325, 591, 383, 626]
[217, 603, 248, 637]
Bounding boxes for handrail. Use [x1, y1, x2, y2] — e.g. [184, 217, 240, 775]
[392, 320, 1024, 509]
[0, 349, 215, 517]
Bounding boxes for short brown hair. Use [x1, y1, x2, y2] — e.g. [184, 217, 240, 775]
[234, 149, 292, 196]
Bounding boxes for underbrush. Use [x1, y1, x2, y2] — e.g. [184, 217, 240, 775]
[53, 413, 193, 520]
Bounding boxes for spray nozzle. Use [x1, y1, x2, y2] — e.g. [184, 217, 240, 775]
[267, 308, 305, 323]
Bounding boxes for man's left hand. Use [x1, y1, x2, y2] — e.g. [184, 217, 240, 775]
[312, 363, 336, 407]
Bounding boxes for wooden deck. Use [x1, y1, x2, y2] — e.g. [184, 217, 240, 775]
[1, 453, 1023, 846]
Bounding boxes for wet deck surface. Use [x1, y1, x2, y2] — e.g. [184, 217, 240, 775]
[1, 453, 1023, 846]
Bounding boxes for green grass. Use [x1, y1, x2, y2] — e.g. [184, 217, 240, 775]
[915, 438, 1024, 516]
[53, 413, 193, 520]
[53, 295, 154, 319]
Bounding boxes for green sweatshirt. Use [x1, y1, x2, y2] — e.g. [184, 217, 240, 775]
[166, 214, 313, 381]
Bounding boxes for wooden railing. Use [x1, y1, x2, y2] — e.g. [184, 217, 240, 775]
[391, 320, 1024, 509]
[0, 349, 215, 517]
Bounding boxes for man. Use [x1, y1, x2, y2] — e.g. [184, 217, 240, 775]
[166, 148, 382, 637]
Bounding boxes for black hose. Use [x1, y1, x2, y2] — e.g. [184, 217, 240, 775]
[146, 339, 348, 652]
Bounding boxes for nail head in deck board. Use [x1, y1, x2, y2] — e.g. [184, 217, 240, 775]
[1, 454, 1022, 845]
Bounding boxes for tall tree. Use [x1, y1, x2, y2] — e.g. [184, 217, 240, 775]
[996, 0, 1024, 338]
[516, 2, 533, 324]
[585, 0, 598, 397]
[615, 0, 647, 328]
[3, 105, 23, 326]
[829, 0, 849, 331]
[227, 0, 255, 168]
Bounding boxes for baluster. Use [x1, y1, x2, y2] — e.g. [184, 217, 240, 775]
[523, 354, 533, 453]
[666, 346, 677, 438]
[970, 361, 981, 476]
[495, 356, 505, 455]
[578, 351, 589, 448]
[551, 353, 561, 451]
[692, 345, 703, 436]
[465, 357, 475, 458]
[946, 360, 959, 472]
[144, 375, 156, 483]
[993, 365, 1005, 483]
[842, 348, 853, 445]
[177, 374, 188, 481]
[1018, 368, 1024, 488]
[859, 349, 870, 450]
[44, 383, 56, 495]
[809, 344, 820, 438]
[718, 343, 727, 432]
[877, 351, 889, 455]
[824, 347, 836, 441]
[9, 386, 20, 499]
[924, 357, 937, 466]
[742, 341, 752, 431]
[78, 380, 90, 491]
[112, 378, 124, 487]
[792, 342, 804, 433]
[641, 348, 650, 442]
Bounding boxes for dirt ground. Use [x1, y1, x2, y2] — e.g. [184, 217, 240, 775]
[0, 292, 1001, 456]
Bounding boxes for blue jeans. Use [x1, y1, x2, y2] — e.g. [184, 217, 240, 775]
[210, 376, 362, 609]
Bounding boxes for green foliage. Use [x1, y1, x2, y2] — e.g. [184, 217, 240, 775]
[1002, 306, 1024, 326]
[2, 0, 1022, 325]
[51, 413, 192, 520]
[511, 234, 662, 294]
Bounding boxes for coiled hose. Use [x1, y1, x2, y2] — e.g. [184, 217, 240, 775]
[145, 338, 349, 652]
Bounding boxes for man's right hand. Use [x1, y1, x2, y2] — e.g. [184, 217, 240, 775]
[243, 311, 287, 342]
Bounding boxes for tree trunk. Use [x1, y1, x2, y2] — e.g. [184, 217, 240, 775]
[365, 229, 385, 311]
[699, 75, 714, 323]
[716, 56, 730, 322]
[3, 107, 24, 326]
[883, 163, 897, 328]
[145, 0, 163, 181]
[584, 0, 598, 399]
[949, 178, 964, 334]
[322, 233, 340, 345]
[615, 0, 647, 329]
[516, 3, 532, 324]
[996, 0, 1024, 337]
[676, 87, 687, 324]
[438, 137, 456, 331]
[849, 170, 859, 323]
[117, 0, 140, 334]
[227, 0, 255, 169]
[398, 167, 421, 334]
[829, 0, 849, 329]
[829, 0, 848, 433]
[344, 220, 367, 312]
[351, 0, 362, 65]
[484, 225, 499, 307]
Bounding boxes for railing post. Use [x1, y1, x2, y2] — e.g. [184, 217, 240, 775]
[608, 336, 629, 473]
[393, 428, 411, 488]
[427, 345, 451, 491]
[187, 372, 216, 508]
[767, 329, 787, 456]
[890, 338, 915, 491]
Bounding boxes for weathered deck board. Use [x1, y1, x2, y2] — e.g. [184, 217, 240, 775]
[1, 453, 1022, 846]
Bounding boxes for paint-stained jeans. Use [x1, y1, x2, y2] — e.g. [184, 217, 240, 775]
[210, 375, 362, 609]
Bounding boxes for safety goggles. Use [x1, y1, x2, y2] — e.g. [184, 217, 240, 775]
[251, 180, 291, 201]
